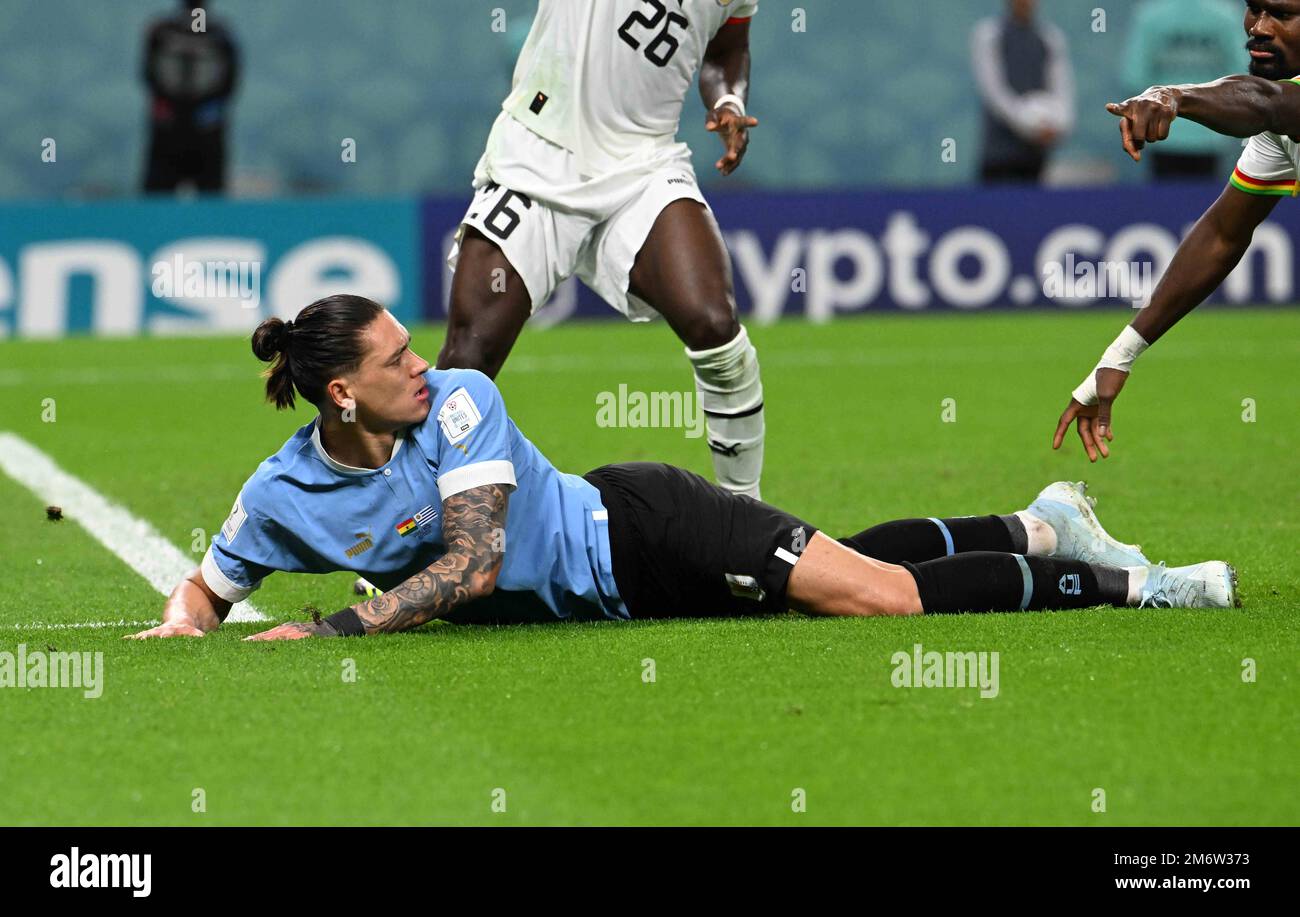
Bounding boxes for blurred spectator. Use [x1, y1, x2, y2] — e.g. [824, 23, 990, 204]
[1124, 0, 1243, 180]
[142, 1, 239, 194]
[971, 0, 1075, 183]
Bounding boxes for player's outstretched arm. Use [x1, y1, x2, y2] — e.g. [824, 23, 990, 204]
[127, 570, 232, 639]
[244, 483, 510, 640]
[1107, 78, 1300, 162]
[700, 18, 758, 176]
[1052, 185, 1280, 461]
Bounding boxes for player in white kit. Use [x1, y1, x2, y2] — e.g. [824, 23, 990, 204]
[441, 0, 767, 498]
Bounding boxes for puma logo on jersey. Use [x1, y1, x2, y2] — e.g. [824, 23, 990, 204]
[345, 531, 374, 559]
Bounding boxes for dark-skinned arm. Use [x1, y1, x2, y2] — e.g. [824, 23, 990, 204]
[1052, 185, 1280, 460]
[700, 17, 752, 113]
[245, 483, 509, 639]
[1108, 77, 1300, 161]
[1131, 185, 1280, 343]
[699, 18, 759, 176]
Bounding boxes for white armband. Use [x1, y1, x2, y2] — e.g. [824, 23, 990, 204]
[1071, 325, 1150, 405]
[713, 93, 746, 117]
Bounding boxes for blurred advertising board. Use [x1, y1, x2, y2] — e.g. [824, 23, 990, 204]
[0, 199, 418, 338]
[423, 182, 1294, 322]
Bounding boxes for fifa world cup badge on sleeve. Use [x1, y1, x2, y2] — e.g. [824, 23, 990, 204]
[221, 494, 248, 542]
[437, 387, 482, 446]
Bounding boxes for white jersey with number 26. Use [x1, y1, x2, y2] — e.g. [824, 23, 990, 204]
[501, 0, 759, 176]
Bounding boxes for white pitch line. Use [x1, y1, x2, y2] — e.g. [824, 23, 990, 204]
[0, 432, 266, 623]
[7, 620, 156, 632]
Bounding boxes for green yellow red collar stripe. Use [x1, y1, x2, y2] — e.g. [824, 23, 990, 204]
[1231, 166, 1300, 196]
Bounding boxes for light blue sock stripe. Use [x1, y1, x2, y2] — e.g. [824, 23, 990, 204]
[928, 517, 955, 557]
[1013, 554, 1033, 610]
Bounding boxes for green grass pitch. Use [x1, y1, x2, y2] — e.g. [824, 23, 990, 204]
[0, 308, 1296, 826]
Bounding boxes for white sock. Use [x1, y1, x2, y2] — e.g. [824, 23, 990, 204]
[1125, 566, 1149, 606]
[1015, 510, 1058, 556]
[686, 325, 764, 500]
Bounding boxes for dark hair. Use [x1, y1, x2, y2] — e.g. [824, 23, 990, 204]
[251, 295, 386, 410]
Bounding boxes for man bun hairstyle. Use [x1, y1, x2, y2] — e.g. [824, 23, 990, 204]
[250, 295, 386, 410]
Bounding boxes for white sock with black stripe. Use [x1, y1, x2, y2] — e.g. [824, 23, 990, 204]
[686, 325, 764, 500]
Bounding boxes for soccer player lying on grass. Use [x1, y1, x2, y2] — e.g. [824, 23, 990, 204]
[129, 296, 1236, 641]
[1054, 0, 1300, 461]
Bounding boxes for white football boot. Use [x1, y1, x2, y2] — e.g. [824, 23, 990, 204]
[1025, 481, 1151, 568]
[352, 577, 384, 598]
[1137, 561, 1239, 609]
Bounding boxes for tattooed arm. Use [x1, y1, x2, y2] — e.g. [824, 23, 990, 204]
[244, 483, 509, 640]
[356, 483, 509, 633]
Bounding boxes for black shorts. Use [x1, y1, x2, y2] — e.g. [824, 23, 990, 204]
[583, 463, 818, 619]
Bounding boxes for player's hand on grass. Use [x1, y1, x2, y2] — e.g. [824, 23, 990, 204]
[1106, 88, 1179, 162]
[243, 619, 339, 641]
[1052, 368, 1129, 462]
[706, 104, 758, 176]
[125, 620, 206, 639]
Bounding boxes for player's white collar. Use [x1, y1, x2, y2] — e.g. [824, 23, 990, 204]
[311, 417, 405, 476]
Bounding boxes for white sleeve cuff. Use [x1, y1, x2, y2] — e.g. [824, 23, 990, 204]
[201, 546, 257, 604]
[437, 460, 517, 502]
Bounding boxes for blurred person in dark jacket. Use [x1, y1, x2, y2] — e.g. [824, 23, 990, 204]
[142, 1, 239, 193]
[971, 0, 1075, 183]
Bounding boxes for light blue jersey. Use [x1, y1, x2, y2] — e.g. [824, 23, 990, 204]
[201, 369, 627, 623]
